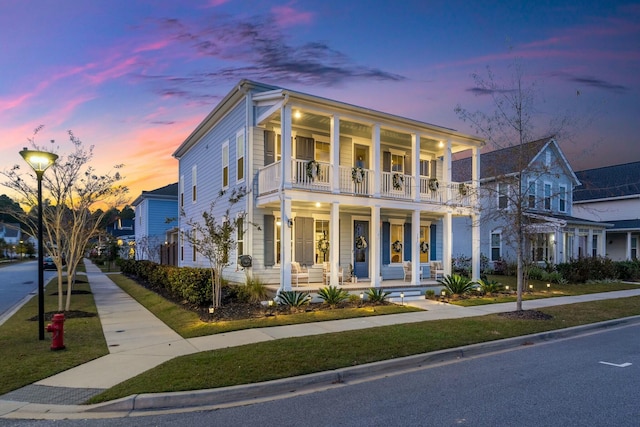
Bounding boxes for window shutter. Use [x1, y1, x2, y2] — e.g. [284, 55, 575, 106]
[382, 221, 391, 264]
[404, 156, 411, 175]
[430, 224, 437, 261]
[294, 217, 314, 266]
[404, 223, 412, 260]
[264, 130, 275, 165]
[430, 160, 437, 178]
[264, 215, 275, 266]
[295, 136, 314, 161]
[383, 152, 391, 172]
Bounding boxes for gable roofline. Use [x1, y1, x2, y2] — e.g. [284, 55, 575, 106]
[173, 80, 279, 159]
[528, 138, 580, 186]
[132, 182, 179, 207]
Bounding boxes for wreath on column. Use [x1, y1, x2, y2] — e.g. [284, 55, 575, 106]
[306, 160, 320, 181]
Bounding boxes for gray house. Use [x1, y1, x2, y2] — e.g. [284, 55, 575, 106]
[452, 137, 610, 268]
[173, 80, 484, 290]
[573, 161, 640, 260]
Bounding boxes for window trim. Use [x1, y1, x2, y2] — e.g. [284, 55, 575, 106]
[497, 183, 509, 210]
[490, 231, 502, 262]
[527, 180, 536, 209]
[544, 182, 552, 210]
[192, 165, 197, 203]
[236, 130, 245, 183]
[559, 185, 567, 213]
[222, 141, 229, 189]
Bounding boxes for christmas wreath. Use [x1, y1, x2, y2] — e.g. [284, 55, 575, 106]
[392, 173, 404, 190]
[428, 178, 439, 191]
[392, 240, 403, 253]
[306, 160, 320, 181]
[420, 241, 430, 253]
[355, 235, 368, 249]
[351, 167, 365, 184]
[458, 183, 468, 196]
[317, 237, 329, 254]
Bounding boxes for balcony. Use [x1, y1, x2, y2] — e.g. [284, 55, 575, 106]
[258, 159, 473, 207]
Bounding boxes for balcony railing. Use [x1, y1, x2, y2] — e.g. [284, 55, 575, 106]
[257, 160, 473, 207]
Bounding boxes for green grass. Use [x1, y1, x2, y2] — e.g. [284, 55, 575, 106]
[450, 276, 640, 307]
[90, 296, 640, 403]
[109, 274, 423, 338]
[0, 275, 108, 396]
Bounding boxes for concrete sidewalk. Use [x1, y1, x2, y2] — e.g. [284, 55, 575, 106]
[1, 259, 639, 419]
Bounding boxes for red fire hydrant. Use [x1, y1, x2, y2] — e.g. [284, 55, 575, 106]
[46, 313, 66, 351]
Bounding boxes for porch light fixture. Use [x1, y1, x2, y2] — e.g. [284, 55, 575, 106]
[20, 147, 58, 341]
[294, 110, 302, 119]
[276, 220, 281, 227]
[315, 202, 321, 208]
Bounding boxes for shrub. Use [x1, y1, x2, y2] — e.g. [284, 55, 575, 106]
[276, 291, 311, 308]
[240, 277, 269, 304]
[475, 278, 504, 295]
[545, 271, 565, 284]
[556, 257, 618, 283]
[366, 288, 391, 303]
[527, 266, 545, 281]
[425, 289, 436, 299]
[438, 274, 476, 296]
[615, 260, 640, 281]
[317, 286, 350, 307]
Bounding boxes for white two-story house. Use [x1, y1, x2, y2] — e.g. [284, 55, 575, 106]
[452, 137, 610, 268]
[173, 80, 484, 291]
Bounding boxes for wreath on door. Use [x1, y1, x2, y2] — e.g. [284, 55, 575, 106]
[355, 235, 368, 249]
[317, 237, 329, 254]
[392, 240, 403, 253]
[420, 241, 430, 253]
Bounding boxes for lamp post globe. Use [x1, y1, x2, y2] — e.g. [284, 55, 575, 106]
[20, 148, 58, 340]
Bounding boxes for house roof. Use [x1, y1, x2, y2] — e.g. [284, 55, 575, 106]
[573, 161, 640, 202]
[451, 137, 577, 184]
[605, 219, 640, 231]
[131, 182, 179, 206]
[174, 79, 484, 159]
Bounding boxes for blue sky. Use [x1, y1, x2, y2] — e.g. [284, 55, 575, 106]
[1, 0, 638, 201]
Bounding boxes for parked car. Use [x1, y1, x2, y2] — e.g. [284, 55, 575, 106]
[43, 256, 56, 270]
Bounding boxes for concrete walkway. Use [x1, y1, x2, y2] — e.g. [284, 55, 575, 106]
[1, 259, 640, 419]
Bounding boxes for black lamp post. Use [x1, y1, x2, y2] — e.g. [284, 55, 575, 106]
[20, 148, 58, 340]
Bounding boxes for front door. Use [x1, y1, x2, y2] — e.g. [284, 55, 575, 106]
[354, 220, 369, 279]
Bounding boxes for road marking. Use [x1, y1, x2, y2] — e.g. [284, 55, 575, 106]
[599, 361, 632, 368]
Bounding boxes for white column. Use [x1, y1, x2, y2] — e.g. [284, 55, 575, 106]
[555, 230, 563, 263]
[587, 229, 594, 256]
[280, 197, 293, 291]
[412, 209, 421, 284]
[330, 115, 340, 194]
[330, 202, 340, 285]
[443, 212, 452, 276]
[372, 124, 381, 198]
[444, 139, 452, 201]
[472, 146, 480, 205]
[281, 105, 292, 190]
[471, 213, 480, 281]
[412, 133, 420, 202]
[371, 205, 381, 287]
[627, 232, 632, 260]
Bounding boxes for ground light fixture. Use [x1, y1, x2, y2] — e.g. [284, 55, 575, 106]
[400, 292, 404, 305]
[20, 148, 58, 341]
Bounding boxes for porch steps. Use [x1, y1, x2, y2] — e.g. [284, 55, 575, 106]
[387, 289, 423, 303]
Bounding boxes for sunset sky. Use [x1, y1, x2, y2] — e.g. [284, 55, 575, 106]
[1, 0, 638, 205]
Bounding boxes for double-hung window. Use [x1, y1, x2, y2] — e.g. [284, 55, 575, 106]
[544, 183, 552, 210]
[527, 181, 536, 209]
[491, 232, 502, 261]
[236, 131, 244, 182]
[559, 185, 567, 212]
[498, 183, 509, 209]
[222, 142, 229, 189]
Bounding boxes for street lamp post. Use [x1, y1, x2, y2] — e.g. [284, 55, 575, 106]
[20, 148, 58, 340]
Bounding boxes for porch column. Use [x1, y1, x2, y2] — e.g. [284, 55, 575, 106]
[372, 124, 381, 198]
[471, 212, 480, 281]
[330, 115, 340, 194]
[444, 139, 452, 202]
[443, 212, 452, 276]
[412, 133, 420, 202]
[281, 105, 292, 190]
[329, 202, 340, 285]
[412, 209, 421, 284]
[627, 232, 632, 260]
[573, 233, 579, 259]
[588, 229, 594, 257]
[279, 196, 293, 291]
[371, 205, 381, 287]
[555, 230, 563, 263]
[472, 147, 480, 205]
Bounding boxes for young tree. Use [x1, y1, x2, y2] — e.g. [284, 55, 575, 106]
[183, 187, 249, 309]
[455, 60, 574, 311]
[2, 127, 128, 311]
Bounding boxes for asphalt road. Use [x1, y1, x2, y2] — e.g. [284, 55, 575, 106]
[0, 261, 56, 323]
[3, 320, 638, 426]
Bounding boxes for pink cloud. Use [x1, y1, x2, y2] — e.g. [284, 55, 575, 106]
[272, 3, 313, 27]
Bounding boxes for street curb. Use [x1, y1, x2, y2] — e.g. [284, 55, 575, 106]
[90, 314, 640, 414]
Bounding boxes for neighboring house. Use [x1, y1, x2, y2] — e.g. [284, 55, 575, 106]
[132, 182, 179, 263]
[452, 137, 610, 268]
[173, 80, 484, 291]
[0, 222, 22, 257]
[105, 218, 135, 259]
[573, 161, 640, 261]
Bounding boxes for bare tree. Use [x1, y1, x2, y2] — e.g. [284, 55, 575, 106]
[183, 187, 248, 309]
[2, 127, 128, 311]
[455, 60, 575, 311]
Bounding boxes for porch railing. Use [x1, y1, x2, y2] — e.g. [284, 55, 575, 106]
[257, 160, 472, 207]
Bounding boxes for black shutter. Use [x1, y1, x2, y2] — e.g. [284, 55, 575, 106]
[383, 152, 391, 172]
[405, 156, 411, 175]
[430, 160, 437, 178]
[430, 224, 436, 261]
[264, 130, 275, 165]
[404, 223, 412, 260]
[264, 215, 275, 266]
[295, 136, 314, 161]
[382, 221, 390, 265]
